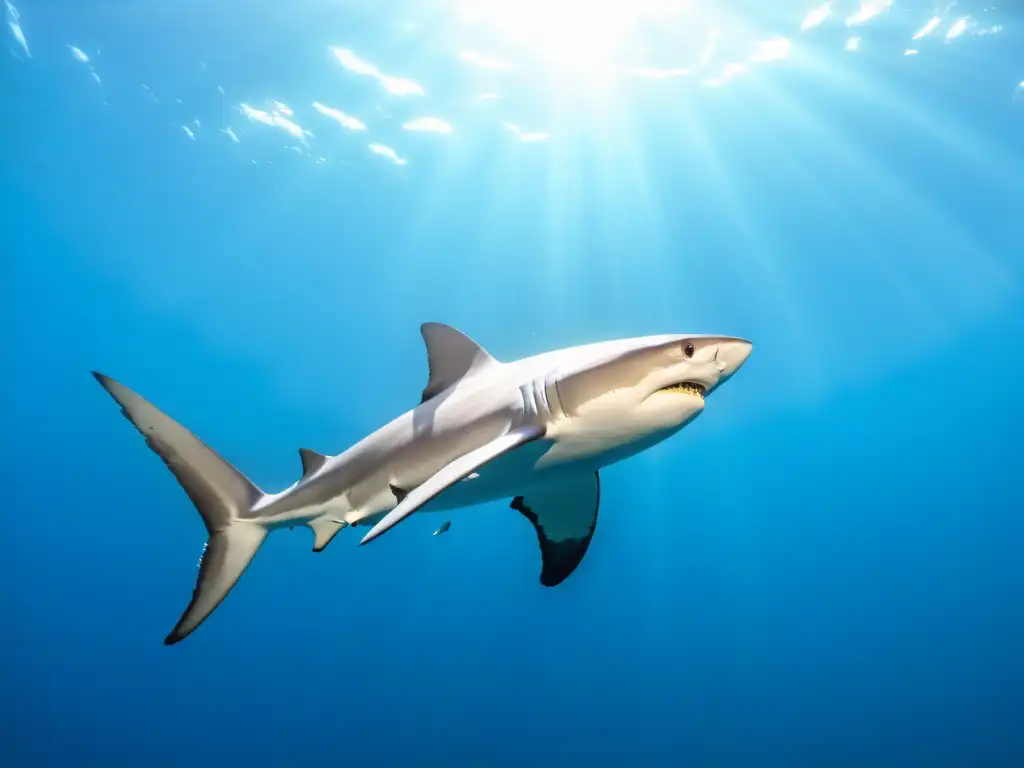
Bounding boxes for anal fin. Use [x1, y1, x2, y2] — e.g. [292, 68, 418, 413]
[512, 471, 600, 587]
[309, 517, 347, 552]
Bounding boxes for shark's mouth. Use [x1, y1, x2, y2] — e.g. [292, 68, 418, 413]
[656, 382, 706, 400]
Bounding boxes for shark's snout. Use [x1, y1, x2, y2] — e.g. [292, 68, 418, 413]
[715, 338, 753, 378]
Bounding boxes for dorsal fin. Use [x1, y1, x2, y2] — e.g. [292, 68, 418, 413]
[419, 322, 498, 403]
[298, 448, 328, 479]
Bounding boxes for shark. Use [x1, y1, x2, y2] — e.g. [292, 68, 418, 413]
[93, 322, 752, 645]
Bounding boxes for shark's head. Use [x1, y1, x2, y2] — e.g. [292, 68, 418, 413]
[543, 334, 753, 466]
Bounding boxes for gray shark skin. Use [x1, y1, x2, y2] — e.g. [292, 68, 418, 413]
[93, 322, 752, 645]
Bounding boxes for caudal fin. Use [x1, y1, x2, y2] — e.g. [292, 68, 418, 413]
[92, 372, 268, 645]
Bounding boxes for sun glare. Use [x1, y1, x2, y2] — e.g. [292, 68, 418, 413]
[452, 0, 696, 74]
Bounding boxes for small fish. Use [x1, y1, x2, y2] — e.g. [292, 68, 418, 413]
[433, 520, 451, 536]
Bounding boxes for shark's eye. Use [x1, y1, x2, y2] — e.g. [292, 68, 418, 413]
[684, 343, 695, 358]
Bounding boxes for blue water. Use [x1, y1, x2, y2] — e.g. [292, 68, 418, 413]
[3, 1, 1023, 765]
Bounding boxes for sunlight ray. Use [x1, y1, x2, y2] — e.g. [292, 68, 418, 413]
[659, 92, 821, 400]
[706, 65, 1018, 386]
[790, 39, 1024, 217]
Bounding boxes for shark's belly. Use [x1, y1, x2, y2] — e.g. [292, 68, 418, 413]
[353, 468, 532, 526]
[415, 438, 583, 513]
[387, 422, 678, 517]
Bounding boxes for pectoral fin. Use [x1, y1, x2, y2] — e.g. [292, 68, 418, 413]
[512, 471, 600, 587]
[359, 424, 546, 545]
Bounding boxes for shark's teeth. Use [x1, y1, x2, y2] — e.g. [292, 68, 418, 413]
[658, 382, 706, 399]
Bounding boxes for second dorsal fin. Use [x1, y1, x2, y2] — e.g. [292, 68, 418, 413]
[298, 448, 329, 479]
[419, 322, 498, 403]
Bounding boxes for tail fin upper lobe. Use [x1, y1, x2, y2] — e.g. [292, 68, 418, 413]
[92, 372, 268, 645]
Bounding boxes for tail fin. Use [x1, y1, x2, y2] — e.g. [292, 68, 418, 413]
[92, 372, 268, 645]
